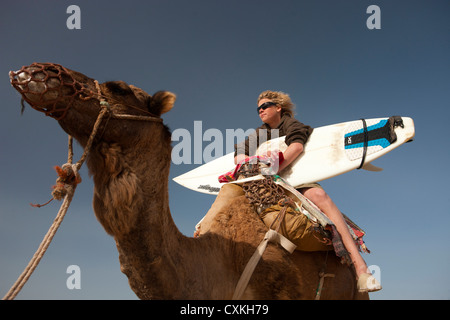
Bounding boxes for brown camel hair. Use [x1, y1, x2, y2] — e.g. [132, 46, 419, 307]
[10, 63, 368, 300]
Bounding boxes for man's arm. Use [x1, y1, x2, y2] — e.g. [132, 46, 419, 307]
[278, 142, 303, 172]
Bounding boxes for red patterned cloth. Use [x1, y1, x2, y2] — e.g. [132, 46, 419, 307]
[342, 214, 370, 254]
[218, 152, 284, 183]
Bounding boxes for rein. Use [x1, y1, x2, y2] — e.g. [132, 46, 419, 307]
[3, 79, 162, 300]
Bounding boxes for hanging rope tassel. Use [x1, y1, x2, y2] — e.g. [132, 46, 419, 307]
[30, 164, 81, 208]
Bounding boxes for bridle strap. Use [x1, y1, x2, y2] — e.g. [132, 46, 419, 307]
[94, 80, 163, 123]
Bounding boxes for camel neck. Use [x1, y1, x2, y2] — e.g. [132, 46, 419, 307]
[87, 130, 214, 299]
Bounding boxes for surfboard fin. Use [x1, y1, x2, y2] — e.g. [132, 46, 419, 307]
[361, 163, 383, 172]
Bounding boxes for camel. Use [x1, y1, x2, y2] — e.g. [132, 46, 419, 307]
[9, 62, 369, 300]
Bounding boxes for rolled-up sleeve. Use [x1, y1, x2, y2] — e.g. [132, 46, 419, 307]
[284, 118, 313, 146]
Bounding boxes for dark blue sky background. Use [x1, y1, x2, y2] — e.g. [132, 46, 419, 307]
[1, 0, 449, 299]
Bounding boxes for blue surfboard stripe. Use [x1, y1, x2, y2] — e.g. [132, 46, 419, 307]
[344, 119, 388, 138]
[345, 138, 391, 150]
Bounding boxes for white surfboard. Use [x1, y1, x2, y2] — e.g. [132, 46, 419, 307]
[173, 116, 415, 195]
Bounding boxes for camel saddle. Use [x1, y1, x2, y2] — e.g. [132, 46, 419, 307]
[196, 174, 369, 258]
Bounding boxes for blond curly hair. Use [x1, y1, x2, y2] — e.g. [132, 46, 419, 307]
[257, 90, 295, 117]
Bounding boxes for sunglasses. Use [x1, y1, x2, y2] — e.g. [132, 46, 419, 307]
[257, 101, 277, 114]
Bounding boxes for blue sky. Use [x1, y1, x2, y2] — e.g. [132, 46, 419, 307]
[0, 0, 449, 300]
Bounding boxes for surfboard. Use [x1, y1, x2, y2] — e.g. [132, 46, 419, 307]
[173, 116, 415, 195]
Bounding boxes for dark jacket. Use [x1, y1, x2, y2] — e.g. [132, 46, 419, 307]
[235, 114, 313, 157]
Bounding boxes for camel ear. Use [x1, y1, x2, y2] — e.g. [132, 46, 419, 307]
[149, 91, 176, 115]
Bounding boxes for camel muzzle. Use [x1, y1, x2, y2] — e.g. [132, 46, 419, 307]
[9, 62, 91, 120]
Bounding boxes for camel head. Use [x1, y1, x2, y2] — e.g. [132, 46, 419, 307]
[10, 63, 177, 238]
[9, 62, 176, 146]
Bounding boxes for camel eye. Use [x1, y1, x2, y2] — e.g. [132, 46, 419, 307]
[105, 81, 133, 96]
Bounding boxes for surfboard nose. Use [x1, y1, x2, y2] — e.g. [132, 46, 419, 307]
[400, 117, 415, 142]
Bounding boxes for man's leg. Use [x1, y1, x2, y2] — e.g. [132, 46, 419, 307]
[300, 187, 368, 276]
[300, 187, 381, 292]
